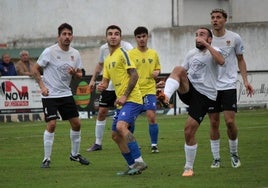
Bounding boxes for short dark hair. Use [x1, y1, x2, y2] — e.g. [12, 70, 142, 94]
[210, 8, 228, 19]
[106, 25, 121, 36]
[58, 23, 73, 36]
[200, 27, 213, 38]
[134, 26, 148, 36]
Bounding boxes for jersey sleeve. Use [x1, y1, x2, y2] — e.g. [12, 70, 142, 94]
[121, 48, 136, 70]
[154, 52, 161, 70]
[234, 34, 244, 55]
[102, 59, 110, 80]
[75, 52, 83, 69]
[37, 48, 50, 67]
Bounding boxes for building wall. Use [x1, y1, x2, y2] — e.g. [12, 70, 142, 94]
[1, 0, 267, 43]
[152, 22, 268, 73]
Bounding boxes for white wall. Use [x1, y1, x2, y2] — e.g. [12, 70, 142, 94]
[152, 22, 268, 73]
[1, 0, 268, 43]
[0, 0, 171, 42]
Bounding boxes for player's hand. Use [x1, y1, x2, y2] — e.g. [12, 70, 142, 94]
[196, 37, 209, 47]
[115, 95, 127, 106]
[156, 80, 165, 88]
[152, 71, 159, 79]
[88, 80, 95, 92]
[96, 82, 106, 92]
[41, 86, 49, 96]
[68, 67, 77, 76]
[245, 83, 254, 97]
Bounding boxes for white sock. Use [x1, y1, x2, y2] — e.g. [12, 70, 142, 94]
[164, 78, 180, 99]
[95, 120, 106, 145]
[43, 130, 54, 161]
[70, 129, 81, 156]
[229, 138, 238, 155]
[134, 156, 144, 163]
[210, 139, 220, 159]
[184, 143, 197, 170]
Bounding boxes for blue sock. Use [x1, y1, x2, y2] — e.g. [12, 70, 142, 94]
[149, 123, 159, 145]
[128, 141, 141, 160]
[122, 152, 135, 166]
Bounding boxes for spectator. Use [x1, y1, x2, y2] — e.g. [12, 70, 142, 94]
[0, 53, 17, 122]
[16, 50, 42, 122]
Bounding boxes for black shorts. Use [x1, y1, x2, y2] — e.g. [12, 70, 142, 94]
[99, 90, 116, 108]
[178, 82, 215, 124]
[42, 96, 79, 122]
[209, 89, 237, 113]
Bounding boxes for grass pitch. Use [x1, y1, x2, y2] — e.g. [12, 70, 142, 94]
[0, 109, 267, 188]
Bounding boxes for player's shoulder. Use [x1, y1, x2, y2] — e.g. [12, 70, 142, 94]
[100, 43, 109, 50]
[225, 29, 241, 38]
[120, 41, 133, 50]
[147, 48, 158, 54]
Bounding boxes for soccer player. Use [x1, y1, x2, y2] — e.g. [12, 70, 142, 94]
[86, 41, 133, 152]
[163, 27, 225, 176]
[129, 26, 161, 153]
[97, 25, 147, 175]
[208, 9, 254, 168]
[33, 23, 89, 168]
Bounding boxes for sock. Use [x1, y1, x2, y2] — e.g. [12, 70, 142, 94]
[95, 120, 106, 145]
[210, 139, 220, 159]
[70, 129, 81, 156]
[43, 130, 54, 161]
[128, 141, 141, 161]
[122, 152, 135, 166]
[184, 143, 197, 170]
[229, 138, 238, 155]
[149, 123, 158, 146]
[164, 78, 180, 99]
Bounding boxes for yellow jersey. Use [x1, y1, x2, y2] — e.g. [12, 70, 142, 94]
[129, 48, 161, 96]
[103, 47, 142, 104]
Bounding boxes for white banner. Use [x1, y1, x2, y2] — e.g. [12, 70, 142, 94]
[0, 76, 42, 114]
[237, 72, 268, 105]
[172, 71, 268, 114]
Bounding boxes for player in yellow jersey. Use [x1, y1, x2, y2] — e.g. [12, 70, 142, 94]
[129, 26, 161, 153]
[97, 25, 147, 175]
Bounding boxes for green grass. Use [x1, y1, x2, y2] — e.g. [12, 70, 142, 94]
[0, 109, 268, 188]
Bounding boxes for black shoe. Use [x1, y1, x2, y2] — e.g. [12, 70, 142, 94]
[70, 154, 90, 165]
[151, 145, 159, 153]
[41, 159, 50, 168]
[86, 143, 102, 152]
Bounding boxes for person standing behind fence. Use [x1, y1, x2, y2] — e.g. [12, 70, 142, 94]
[33, 23, 89, 168]
[129, 26, 161, 153]
[0, 53, 17, 122]
[16, 50, 42, 122]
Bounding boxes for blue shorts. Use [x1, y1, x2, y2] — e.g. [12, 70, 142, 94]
[142, 94, 157, 111]
[112, 102, 143, 131]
